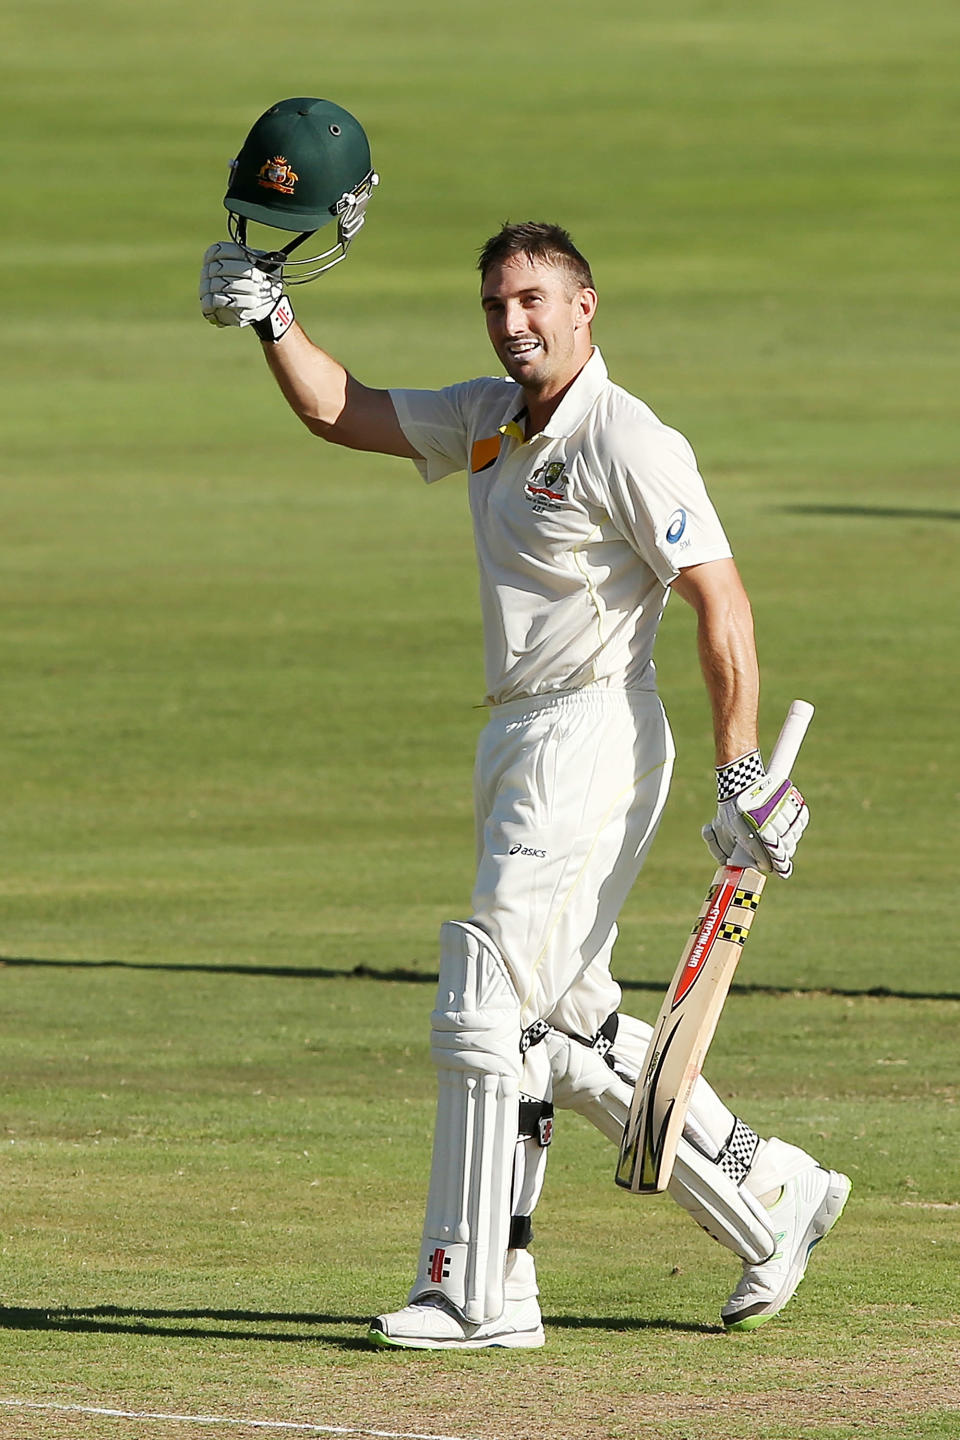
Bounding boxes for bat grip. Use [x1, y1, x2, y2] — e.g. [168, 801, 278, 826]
[767, 698, 815, 783]
[727, 699, 814, 869]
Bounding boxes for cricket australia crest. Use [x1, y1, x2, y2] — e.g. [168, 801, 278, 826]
[524, 461, 570, 513]
[256, 155, 299, 195]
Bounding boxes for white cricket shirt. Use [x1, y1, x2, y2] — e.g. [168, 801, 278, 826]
[390, 348, 732, 706]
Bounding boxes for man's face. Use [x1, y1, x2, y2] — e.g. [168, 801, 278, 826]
[481, 255, 597, 398]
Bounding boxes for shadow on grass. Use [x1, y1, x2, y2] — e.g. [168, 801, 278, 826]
[2, 955, 958, 1003]
[0, 1305, 371, 1349]
[0, 1304, 715, 1344]
[780, 503, 960, 523]
[546, 1313, 721, 1335]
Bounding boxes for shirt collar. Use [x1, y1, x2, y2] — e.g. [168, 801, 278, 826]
[494, 347, 608, 445]
[540, 346, 608, 439]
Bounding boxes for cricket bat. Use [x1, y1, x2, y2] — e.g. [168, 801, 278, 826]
[615, 699, 814, 1195]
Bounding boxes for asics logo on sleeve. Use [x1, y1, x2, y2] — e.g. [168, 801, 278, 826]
[666, 508, 687, 543]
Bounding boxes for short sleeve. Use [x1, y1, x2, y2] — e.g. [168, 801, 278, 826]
[388, 382, 480, 483]
[586, 422, 732, 585]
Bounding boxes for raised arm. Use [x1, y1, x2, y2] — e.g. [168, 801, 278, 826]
[259, 321, 419, 456]
[199, 243, 419, 459]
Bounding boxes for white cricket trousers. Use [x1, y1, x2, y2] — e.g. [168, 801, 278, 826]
[469, 686, 675, 1041]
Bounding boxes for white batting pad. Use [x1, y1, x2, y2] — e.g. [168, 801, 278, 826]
[546, 1026, 775, 1263]
[412, 921, 523, 1324]
[671, 1142, 775, 1264]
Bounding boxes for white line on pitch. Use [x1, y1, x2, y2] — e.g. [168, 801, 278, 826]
[0, 1400, 491, 1440]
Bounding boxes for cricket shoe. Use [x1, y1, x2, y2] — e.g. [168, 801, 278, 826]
[368, 1293, 545, 1350]
[722, 1166, 851, 1332]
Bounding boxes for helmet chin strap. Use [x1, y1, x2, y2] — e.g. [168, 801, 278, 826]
[228, 171, 379, 284]
[228, 213, 318, 280]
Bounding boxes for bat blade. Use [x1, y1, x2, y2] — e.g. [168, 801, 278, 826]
[615, 863, 766, 1193]
[615, 699, 814, 1195]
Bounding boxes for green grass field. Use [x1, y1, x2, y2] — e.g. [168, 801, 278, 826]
[2, 1, 959, 1437]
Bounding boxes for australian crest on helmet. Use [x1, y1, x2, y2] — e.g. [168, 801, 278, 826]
[257, 155, 299, 197]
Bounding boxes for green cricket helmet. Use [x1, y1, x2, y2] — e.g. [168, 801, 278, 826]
[224, 97, 378, 282]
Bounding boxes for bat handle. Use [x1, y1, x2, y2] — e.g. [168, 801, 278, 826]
[767, 698, 815, 783]
[727, 699, 814, 869]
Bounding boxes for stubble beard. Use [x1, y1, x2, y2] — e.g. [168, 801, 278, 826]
[500, 338, 564, 399]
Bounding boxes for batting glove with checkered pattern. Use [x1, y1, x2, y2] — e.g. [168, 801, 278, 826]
[703, 750, 809, 878]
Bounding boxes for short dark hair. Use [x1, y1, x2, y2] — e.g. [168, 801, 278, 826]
[478, 222, 595, 294]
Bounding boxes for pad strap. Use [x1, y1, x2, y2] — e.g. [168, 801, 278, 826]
[716, 1118, 761, 1186]
[520, 1018, 551, 1052]
[582, 1011, 618, 1064]
[518, 1096, 555, 1149]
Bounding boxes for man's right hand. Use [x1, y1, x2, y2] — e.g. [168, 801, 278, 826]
[198, 242, 294, 341]
[703, 762, 809, 879]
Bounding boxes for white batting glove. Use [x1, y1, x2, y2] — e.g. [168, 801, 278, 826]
[703, 750, 809, 879]
[198, 242, 295, 341]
